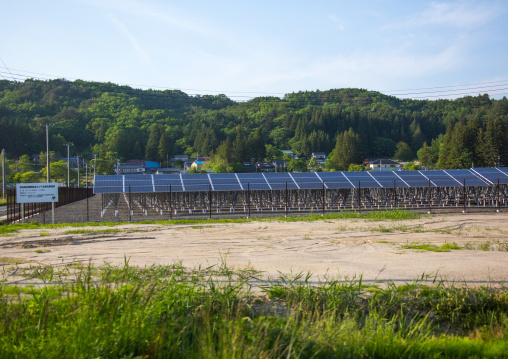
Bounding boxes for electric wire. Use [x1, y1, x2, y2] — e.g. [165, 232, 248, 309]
[1, 66, 507, 101]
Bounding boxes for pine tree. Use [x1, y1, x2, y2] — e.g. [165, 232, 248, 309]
[145, 124, 161, 161]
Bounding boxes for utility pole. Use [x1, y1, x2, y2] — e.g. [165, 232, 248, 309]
[63, 143, 73, 187]
[38, 118, 54, 183]
[116, 159, 120, 175]
[1, 149, 5, 199]
[93, 154, 98, 184]
[85, 163, 88, 188]
[76, 153, 80, 188]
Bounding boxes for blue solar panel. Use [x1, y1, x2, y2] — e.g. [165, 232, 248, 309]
[394, 171, 430, 187]
[472, 168, 508, 184]
[213, 184, 243, 191]
[94, 167, 499, 194]
[153, 175, 183, 192]
[418, 170, 459, 187]
[369, 171, 407, 188]
[445, 169, 487, 186]
[291, 172, 323, 189]
[343, 172, 381, 188]
[124, 175, 154, 193]
[209, 174, 242, 191]
[496, 167, 508, 176]
[94, 175, 123, 193]
[317, 172, 355, 189]
[236, 173, 271, 190]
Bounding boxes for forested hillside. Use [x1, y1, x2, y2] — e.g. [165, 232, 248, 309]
[1, 79, 507, 174]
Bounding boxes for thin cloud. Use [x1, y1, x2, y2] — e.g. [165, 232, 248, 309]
[328, 15, 345, 31]
[109, 17, 150, 61]
[416, 1, 498, 27]
[246, 45, 464, 91]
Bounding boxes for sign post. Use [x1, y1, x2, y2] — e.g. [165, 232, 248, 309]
[16, 183, 59, 224]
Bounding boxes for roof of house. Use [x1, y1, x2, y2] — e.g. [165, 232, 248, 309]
[119, 163, 144, 169]
[369, 159, 400, 165]
[157, 167, 180, 172]
[127, 160, 146, 166]
[144, 161, 160, 168]
[312, 152, 327, 157]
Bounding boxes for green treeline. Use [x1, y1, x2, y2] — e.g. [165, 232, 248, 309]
[1, 78, 508, 174]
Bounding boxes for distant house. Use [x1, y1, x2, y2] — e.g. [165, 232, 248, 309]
[119, 163, 145, 174]
[170, 155, 189, 167]
[256, 162, 275, 172]
[144, 161, 160, 174]
[368, 159, 401, 171]
[156, 167, 181, 175]
[282, 150, 298, 159]
[189, 157, 210, 171]
[272, 160, 289, 172]
[241, 162, 256, 172]
[311, 152, 327, 166]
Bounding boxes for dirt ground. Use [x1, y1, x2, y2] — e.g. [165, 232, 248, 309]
[2, 212, 508, 285]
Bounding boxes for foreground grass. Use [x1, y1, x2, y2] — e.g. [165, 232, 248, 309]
[0, 198, 6, 206]
[0, 262, 507, 358]
[0, 210, 420, 236]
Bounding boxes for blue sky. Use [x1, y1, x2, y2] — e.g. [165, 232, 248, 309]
[1, 0, 507, 100]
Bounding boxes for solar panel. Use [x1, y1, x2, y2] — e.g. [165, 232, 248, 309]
[179, 174, 211, 192]
[209, 174, 242, 191]
[124, 174, 154, 193]
[369, 171, 407, 188]
[291, 172, 323, 189]
[472, 168, 508, 184]
[236, 173, 271, 190]
[317, 172, 355, 189]
[153, 175, 184, 192]
[343, 171, 381, 188]
[394, 171, 429, 187]
[496, 167, 508, 176]
[445, 169, 487, 186]
[93, 167, 500, 194]
[264, 172, 298, 190]
[93, 175, 124, 193]
[418, 170, 459, 187]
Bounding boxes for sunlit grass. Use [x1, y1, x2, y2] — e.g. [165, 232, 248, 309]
[0, 262, 506, 358]
[400, 242, 462, 252]
[0, 210, 420, 236]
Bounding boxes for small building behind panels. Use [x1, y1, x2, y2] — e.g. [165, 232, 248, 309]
[368, 159, 401, 171]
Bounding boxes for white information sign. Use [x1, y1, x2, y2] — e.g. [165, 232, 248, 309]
[16, 183, 59, 203]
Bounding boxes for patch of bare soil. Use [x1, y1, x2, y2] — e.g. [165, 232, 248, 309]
[1, 213, 508, 285]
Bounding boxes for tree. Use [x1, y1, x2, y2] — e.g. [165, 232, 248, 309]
[265, 144, 283, 161]
[393, 141, 413, 162]
[372, 137, 396, 157]
[403, 162, 421, 171]
[145, 124, 161, 161]
[248, 129, 266, 161]
[158, 131, 173, 164]
[417, 142, 433, 169]
[13, 171, 41, 183]
[326, 128, 363, 171]
[347, 164, 364, 171]
[288, 158, 307, 172]
[41, 160, 77, 183]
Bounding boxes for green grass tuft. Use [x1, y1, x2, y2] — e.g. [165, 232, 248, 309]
[0, 262, 507, 358]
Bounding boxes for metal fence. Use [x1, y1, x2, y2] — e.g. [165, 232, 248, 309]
[5, 187, 94, 224]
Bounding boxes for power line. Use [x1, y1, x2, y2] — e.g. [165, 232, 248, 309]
[1, 65, 507, 101]
[382, 79, 508, 93]
[0, 59, 16, 82]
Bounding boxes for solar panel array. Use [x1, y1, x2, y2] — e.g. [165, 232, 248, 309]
[93, 167, 508, 194]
